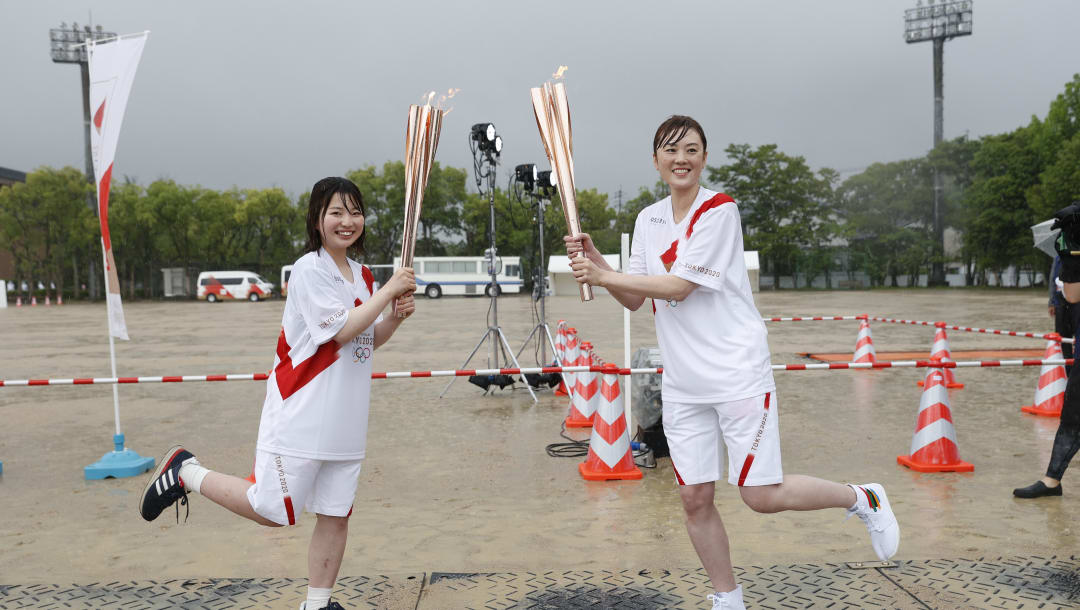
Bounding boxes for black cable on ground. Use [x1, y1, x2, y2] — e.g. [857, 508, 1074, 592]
[545, 421, 589, 458]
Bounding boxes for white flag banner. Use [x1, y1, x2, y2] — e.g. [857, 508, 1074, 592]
[88, 31, 149, 341]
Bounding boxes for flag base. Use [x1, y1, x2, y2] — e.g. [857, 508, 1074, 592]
[84, 434, 155, 480]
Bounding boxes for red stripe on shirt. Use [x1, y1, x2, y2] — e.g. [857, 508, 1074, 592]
[274, 329, 340, 400]
[361, 265, 375, 295]
[685, 193, 735, 239]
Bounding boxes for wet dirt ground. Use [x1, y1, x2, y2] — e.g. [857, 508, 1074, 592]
[0, 289, 1076, 584]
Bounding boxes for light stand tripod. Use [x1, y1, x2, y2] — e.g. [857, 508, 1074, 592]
[513, 167, 561, 388]
[440, 124, 537, 402]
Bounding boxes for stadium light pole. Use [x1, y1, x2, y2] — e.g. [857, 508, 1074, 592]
[49, 22, 116, 299]
[905, 0, 973, 287]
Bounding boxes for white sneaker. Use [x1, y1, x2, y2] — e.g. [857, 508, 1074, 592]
[706, 584, 745, 609]
[846, 483, 900, 560]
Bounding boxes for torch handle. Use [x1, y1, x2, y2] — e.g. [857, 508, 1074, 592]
[572, 250, 594, 302]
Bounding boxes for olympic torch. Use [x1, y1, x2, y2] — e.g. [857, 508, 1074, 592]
[531, 76, 592, 301]
[399, 98, 444, 316]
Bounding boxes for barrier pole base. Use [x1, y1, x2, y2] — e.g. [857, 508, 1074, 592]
[579, 462, 643, 481]
[1021, 405, 1063, 417]
[896, 455, 973, 473]
[84, 434, 155, 480]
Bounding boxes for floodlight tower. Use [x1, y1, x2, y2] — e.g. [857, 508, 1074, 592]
[49, 22, 116, 299]
[904, 0, 973, 286]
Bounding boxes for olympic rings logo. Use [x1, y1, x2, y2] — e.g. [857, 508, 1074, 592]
[353, 346, 371, 363]
[665, 298, 679, 308]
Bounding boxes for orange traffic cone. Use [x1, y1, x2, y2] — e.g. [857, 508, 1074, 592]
[15, 296, 21, 307]
[579, 363, 643, 481]
[566, 342, 596, 427]
[917, 322, 963, 389]
[562, 328, 580, 401]
[554, 321, 570, 396]
[30, 296, 37, 306]
[1021, 334, 1066, 417]
[853, 316, 876, 363]
[45, 295, 51, 306]
[897, 368, 974, 472]
[57, 294, 63, 306]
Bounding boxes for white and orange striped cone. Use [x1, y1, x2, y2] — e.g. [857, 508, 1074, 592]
[579, 363, 643, 481]
[57, 294, 63, 305]
[15, 296, 21, 307]
[917, 322, 963, 389]
[554, 320, 570, 396]
[1021, 333, 1066, 417]
[561, 328, 580, 400]
[897, 367, 974, 472]
[30, 296, 37, 306]
[44, 295, 51, 306]
[565, 344, 597, 428]
[853, 316, 876, 363]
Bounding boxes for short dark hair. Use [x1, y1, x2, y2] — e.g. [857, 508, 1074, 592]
[653, 115, 707, 154]
[305, 177, 365, 256]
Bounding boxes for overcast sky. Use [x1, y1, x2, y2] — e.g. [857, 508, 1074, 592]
[4, 1, 1079, 206]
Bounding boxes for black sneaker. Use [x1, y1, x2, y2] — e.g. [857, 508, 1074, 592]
[140, 445, 197, 522]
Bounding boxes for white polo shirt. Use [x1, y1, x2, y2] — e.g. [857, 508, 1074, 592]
[256, 248, 382, 460]
[628, 188, 775, 404]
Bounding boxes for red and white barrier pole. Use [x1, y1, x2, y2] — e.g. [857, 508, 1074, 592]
[2, 358, 1074, 388]
[870, 316, 1074, 344]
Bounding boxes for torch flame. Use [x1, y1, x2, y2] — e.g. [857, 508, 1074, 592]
[437, 87, 461, 112]
[552, 65, 568, 80]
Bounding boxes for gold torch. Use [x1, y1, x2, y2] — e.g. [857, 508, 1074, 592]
[399, 95, 445, 316]
[531, 73, 593, 301]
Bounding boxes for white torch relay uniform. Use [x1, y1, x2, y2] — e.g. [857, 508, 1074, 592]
[248, 247, 382, 525]
[629, 188, 781, 486]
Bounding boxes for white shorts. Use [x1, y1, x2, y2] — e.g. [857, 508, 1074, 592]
[664, 391, 783, 487]
[245, 450, 364, 526]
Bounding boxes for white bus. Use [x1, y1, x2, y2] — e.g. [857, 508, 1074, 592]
[393, 256, 523, 298]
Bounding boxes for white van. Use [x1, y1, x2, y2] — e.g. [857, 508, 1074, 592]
[197, 270, 275, 302]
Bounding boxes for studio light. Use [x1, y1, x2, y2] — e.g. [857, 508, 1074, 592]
[471, 122, 500, 156]
[515, 163, 538, 191]
[537, 170, 557, 189]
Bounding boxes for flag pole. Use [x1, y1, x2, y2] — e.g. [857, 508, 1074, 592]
[102, 240, 122, 438]
[83, 229, 153, 479]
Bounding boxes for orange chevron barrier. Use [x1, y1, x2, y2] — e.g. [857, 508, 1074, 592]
[917, 322, 963, 389]
[853, 316, 876, 363]
[1021, 334, 1066, 417]
[579, 363, 642, 481]
[898, 367, 973, 473]
[565, 342, 596, 428]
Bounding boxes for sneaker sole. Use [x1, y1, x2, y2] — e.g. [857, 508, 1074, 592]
[139, 444, 186, 521]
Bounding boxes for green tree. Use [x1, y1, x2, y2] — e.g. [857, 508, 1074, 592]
[707, 144, 837, 287]
[838, 159, 933, 287]
[963, 123, 1044, 285]
[0, 167, 94, 300]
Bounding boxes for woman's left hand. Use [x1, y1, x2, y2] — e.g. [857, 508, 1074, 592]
[393, 294, 415, 319]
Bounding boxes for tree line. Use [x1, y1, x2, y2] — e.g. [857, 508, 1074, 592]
[3, 74, 1078, 299]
